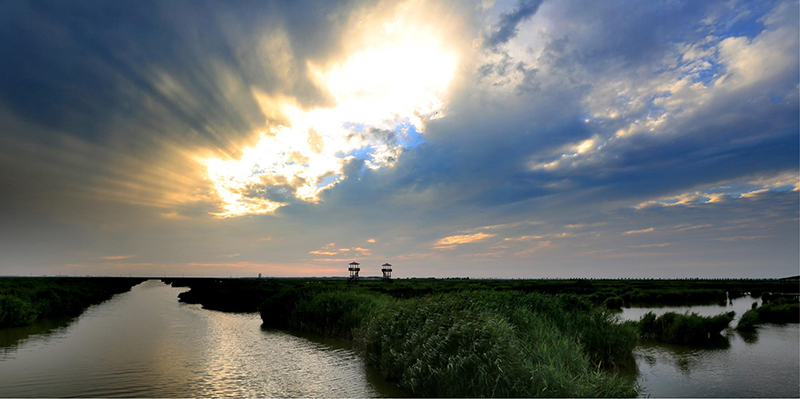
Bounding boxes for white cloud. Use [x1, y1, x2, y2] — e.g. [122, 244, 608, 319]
[623, 227, 654, 235]
[434, 232, 496, 249]
[204, 5, 460, 217]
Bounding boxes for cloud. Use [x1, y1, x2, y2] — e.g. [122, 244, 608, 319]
[714, 235, 773, 242]
[628, 243, 671, 249]
[504, 235, 544, 242]
[309, 250, 338, 256]
[513, 240, 551, 257]
[622, 227, 654, 235]
[203, 3, 460, 217]
[434, 232, 496, 249]
[0, 0, 797, 278]
[635, 172, 799, 209]
[101, 255, 134, 261]
[484, 0, 544, 50]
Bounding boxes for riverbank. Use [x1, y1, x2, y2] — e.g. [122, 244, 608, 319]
[0, 277, 146, 328]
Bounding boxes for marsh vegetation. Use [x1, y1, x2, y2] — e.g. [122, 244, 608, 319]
[0, 277, 145, 328]
[737, 296, 800, 331]
[639, 311, 736, 344]
[259, 288, 638, 397]
[164, 277, 797, 397]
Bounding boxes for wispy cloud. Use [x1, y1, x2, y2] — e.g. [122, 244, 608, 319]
[714, 235, 773, 242]
[513, 241, 552, 258]
[309, 250, 338, 256]
[673, 224, 712, 232]
[622, 227, 654, 235]
[628, 243, 671, 249]
[101, 255, 133, 261]
[434, 233, 496, 249]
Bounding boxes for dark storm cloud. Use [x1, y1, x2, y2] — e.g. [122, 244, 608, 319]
[484, 0, 544, 50]
[0, 0, 370, 219]
[0, 0, 364, 145]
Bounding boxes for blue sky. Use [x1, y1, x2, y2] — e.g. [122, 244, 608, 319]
[0, 0, 797, 278]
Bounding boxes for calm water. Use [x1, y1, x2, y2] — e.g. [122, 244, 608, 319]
[0, 280, 402, 397]
[0, 282, 797, 397]
[619, 297, 800, 398]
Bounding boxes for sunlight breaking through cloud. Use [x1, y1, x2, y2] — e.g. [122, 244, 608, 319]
[205, 14, 458, 217]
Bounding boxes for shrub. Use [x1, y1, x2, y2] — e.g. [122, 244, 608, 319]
[736, 309, 760, 331]
[639, 311, 735, 344]
[737, 297, 800, 330]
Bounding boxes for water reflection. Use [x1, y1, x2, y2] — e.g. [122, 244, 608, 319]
[0, 280, 401, 398]
[623, 298, 800, 398]
[0, 317, 73, 356]
[736, 329, 759, 344]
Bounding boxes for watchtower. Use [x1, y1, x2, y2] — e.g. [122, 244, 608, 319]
[348, 261, 361, 284]
[382, 263, 393, 282]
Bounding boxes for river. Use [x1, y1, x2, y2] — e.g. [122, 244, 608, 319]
[0, 280, 797, 397]
[618, 296, 800, 398]
[0, 280, 402, 397]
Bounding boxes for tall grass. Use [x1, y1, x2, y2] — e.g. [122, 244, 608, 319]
[257, 288, 639, 397]
[291, 290, 388, 339]
[737, 296, 800, 331]
[355, 291, 638, 397]
[0, 278, 145, 328]
[639, 311, 735, 344]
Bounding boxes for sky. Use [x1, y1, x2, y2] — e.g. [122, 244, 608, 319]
[0, 0, 798, 278]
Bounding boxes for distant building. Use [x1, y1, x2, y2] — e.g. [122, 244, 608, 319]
[382, 263, 393, 282]
[348, 261, 361, 284]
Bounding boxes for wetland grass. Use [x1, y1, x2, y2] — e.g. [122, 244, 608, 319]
[737, 296, 800, 331]
[0, 277, 145, 328]
[258, 288, 638, 397]
[639, 311, 735, 344]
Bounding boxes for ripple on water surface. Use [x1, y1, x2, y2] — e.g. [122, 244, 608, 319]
[0, 280, 400, 398]
[619, 297, 800, 398]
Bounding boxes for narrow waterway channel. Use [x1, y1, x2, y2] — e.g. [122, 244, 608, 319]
[0, 280, 402, 397]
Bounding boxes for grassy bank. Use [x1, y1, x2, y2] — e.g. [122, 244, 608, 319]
[737, 296, 800, 331]
[0, 277, 146, 328]
[254, 286, 639, 397]
[355, 291, 638, 397]
[639, 311, 735, 344]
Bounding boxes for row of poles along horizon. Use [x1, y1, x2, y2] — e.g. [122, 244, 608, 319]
[348, 261, 392, 283]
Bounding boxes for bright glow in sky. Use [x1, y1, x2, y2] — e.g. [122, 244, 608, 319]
[1, 0, 798, 278]
[205, 18, 458, 217]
